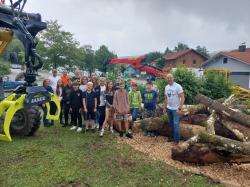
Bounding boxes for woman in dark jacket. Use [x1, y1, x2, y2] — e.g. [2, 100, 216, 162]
[62, 79, 72, 127]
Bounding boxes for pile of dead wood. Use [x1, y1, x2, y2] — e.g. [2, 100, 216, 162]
[132, 94, 250, 164]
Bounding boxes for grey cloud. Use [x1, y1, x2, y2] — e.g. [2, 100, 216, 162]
[24, 0, 250, 56]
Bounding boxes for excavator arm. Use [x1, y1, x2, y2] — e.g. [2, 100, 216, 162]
[109, 56, 166, 77]
[0, 1, 60, 142]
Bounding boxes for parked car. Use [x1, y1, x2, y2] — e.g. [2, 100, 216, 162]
[0, 76, 24, 92]
[10, 64, 21, 69]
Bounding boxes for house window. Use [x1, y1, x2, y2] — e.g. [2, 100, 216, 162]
[183, 60, 186, 64]
[193, 60, 196, 64]
[223, 58, 228, 64]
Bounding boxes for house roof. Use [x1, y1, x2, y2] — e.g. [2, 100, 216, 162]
[163, 49, 191, 60]
[202, 48, 250, 67]
[220, 48, 250, 65]
[163, 49, 207, 60]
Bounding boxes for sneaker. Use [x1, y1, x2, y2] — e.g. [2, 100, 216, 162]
[95, 123, 99, 129]
[110, 126, 114, 134]
[126, 132, 133, 139]
[76, 127, 82, 132]
[70, 126, 77, 130]
[99, 129, 104, 137]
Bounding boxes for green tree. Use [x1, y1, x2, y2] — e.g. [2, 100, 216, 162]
[4, 38, 24, 64]
[173, 67, 202, 104]
[144, 52, 162, 64]
[37, 20, 82, 69]
[155, 78, 167, 103]
[174, 42, 189, 52]
[95, 45, 117, 73]
[164, 47, 172, 55]
[155, 58, 166, 69]
[82, 45, 96, 73]
[196, 45, 210, 58]
[0, 58, 11, 75]
[202, 71, 232, 99]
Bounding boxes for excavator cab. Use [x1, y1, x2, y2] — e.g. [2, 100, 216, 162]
[0, 1, 60, 142]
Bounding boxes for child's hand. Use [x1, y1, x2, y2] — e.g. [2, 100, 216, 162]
[94, 108, 97, 112]
[84, 108, 87, 113]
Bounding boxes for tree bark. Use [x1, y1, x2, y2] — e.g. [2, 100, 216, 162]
[132, 117, 206, 140]
[205, 111, 216, 134]
[199, 132, 250, 155]
[172, 143, 250, 164]
[220, 118, 247, 142]
[196, 94, 250, 127]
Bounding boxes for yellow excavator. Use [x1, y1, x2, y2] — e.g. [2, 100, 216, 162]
[0, 1, 60, 142]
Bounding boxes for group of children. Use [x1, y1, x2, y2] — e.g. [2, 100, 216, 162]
[42, 69, 159, 138]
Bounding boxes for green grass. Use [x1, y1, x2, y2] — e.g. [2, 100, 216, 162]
[0, 125, 219, 187]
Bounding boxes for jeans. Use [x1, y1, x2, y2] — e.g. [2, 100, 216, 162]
[130, 108, 140, 121]
[167, 109, 180, 143]
[42, 107, 49, 126]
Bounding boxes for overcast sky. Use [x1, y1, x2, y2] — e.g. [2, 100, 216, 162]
[24, 0, 250, 56]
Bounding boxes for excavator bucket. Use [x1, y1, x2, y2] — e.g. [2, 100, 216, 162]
[0, 93, 25, 142]
[0, 29, 13, 55]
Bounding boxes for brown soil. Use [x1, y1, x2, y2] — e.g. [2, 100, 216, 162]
[120, 134, 250, 187]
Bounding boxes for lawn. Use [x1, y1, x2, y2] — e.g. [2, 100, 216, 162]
[0, 125, 219, 187]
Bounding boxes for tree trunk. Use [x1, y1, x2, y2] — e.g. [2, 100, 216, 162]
[199, 132, 250, 155]
[196, 94, 250, 127]
[220, 118, 247, 142]
[181, 104, 208, 116]
[132, 117, 206, 140]
[205, 110, 216, 134]
[172, 143, 250, 164]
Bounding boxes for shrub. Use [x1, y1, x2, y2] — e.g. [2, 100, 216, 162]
[173, 67, 202, 104]
[155, 78, 167, 103]
[201, 71, 233, 99]
[137, 84, 146, 94]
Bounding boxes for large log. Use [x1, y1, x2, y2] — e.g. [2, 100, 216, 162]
[181, 114, 208, 125]
[172, 132, 250, 164]
[132, 117, 206, 140]
[172, 143, 250, 164]
[196, 94, 250, 127]
[220, 119, 247, 142]
[199, 132, 250, 155]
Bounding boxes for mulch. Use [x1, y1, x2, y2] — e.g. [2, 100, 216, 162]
[119, 134, 250, 187]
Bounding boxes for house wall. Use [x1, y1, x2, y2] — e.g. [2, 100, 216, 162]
[202, 56, 250, 72]
[229, 72, 250, 89]
[163, 51, 206, 71]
